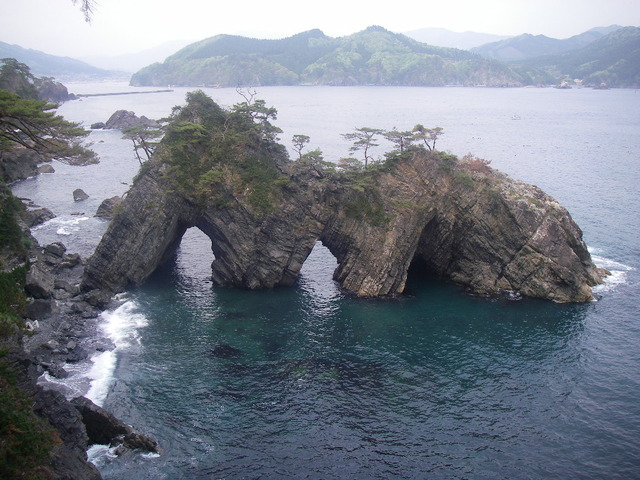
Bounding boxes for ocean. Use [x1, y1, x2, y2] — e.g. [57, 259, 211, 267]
[11, 84, 640, 479]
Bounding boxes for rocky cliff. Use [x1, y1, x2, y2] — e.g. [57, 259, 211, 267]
[83, 94, 604, 303]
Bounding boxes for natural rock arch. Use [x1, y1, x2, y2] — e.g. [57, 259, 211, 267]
[82, 151, 604, 303]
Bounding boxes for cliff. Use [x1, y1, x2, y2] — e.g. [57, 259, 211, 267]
[83, 94, 604, 303]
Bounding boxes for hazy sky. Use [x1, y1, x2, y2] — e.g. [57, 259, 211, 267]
[2, 0, 639, 58]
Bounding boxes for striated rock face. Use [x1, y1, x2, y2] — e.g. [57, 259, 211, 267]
[84, 150, 604, 303]
[0, 148, 44, 182]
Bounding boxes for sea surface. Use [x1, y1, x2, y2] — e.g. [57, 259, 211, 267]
[11, 84, 640, 479]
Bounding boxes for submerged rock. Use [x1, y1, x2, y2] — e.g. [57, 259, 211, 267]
[209, 343, 243, 359]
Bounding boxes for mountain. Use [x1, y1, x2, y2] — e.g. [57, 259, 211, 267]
[518, 26, 640, 87]
[471, 25, 623, 61]
[79, 39, 193, 73]
[131, 26, 526, 88]
[403, 27, 510, 50]
[0, 41, 118, 80]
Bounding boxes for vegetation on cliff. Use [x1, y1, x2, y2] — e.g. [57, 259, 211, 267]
[148, 89, 290, 215]
[0, 185, 62, 480]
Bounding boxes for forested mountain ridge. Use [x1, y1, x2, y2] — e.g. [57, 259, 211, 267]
[517, 26, 640, 87]
[471, 25, 622, 61]
[130, 26, 526, 87]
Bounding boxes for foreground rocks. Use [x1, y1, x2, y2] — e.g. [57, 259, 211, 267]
[3, 230, 159, 478]
[83, 150, 605, 303]
[72, 397, 160, 455]
[95, 195, 123, 218]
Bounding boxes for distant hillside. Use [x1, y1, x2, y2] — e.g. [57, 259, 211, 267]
[471, 25, 622, 61]
[518, 26, 640, 87]
[79, 39, 193, 73]
[0, 41, 119, 80]
[403, 28, 510, 50]
[131, 26, 526, 87]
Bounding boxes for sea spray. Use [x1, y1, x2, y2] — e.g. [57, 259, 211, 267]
[86, 298, 149, 406]
[32, 215, 90, 236]
[590, 248, 634, 295]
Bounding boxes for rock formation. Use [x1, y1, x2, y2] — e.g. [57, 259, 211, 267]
[82, 93, 605, 303]
[95, 195, 122, 218]
[73, 188, 89, 201]
[83, 149, 604, 303]
[0, 148, 45, 182]
[104, 110, 158, 130]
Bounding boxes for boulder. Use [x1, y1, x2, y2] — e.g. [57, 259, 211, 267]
[38, 163, 55, 174]
[90, 122, 106, 130]
[25, 263, 55, 299]
[0, 148, 43, 183]
[71, 396, 160, 454]
[73, 188, 89, 201]
[23, 207, 56, 227]
[26, 298, 56, 319]
[95, 196, 123, 218]
[105, 110, 158, 130]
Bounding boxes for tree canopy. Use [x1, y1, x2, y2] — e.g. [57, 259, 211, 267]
[0, 59, 95, 163]
[0, 89, 95, 162]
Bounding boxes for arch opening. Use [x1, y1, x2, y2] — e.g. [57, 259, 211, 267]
[297, 241, 341, 299]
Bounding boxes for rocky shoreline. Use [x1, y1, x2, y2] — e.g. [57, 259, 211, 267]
[0, 108, 164, 478]
[5, 222, 160, 478]
[1, 170, 157, 478]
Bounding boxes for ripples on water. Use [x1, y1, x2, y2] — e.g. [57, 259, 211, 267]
[13, 86, 640, 479]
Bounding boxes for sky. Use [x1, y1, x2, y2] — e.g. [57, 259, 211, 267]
[1, 0, 639, 58]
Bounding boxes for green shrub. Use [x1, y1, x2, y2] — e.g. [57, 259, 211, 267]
[0, 365, 60, 480]
[454, 170, 475, 188]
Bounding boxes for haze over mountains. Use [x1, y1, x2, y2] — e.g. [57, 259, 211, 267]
[470, 25, 622, 60]
[1, 25, 638, 87]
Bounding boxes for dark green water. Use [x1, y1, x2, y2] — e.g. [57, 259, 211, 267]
[93, 233, 639, 479]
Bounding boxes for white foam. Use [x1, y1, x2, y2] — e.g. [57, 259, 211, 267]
[87, 444, 119, 468]
[82, 300, 149, 406]
[33, 216, 90, 236]
[85, 350, 117, 406]
[589, 248, 634, 294]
